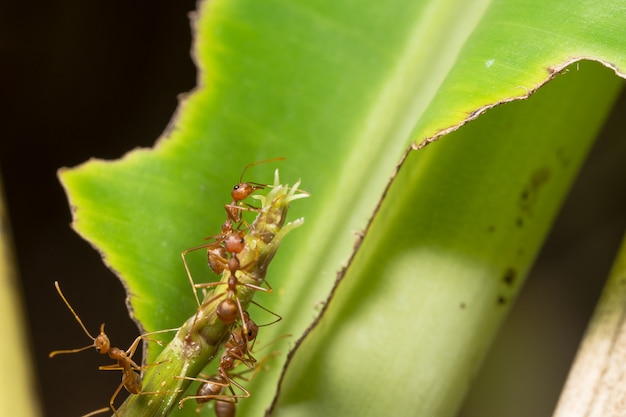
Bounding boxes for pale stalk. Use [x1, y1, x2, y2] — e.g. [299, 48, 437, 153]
[553, 232, 626, 417]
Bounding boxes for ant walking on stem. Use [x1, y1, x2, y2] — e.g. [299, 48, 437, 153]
[181, 157, 284, 307]
[182, 220, 277, 340]
[178, 311, 276, 417]
[182, 158, 284, 339]
[49, 281, 177, 417]
[182, 224, 247, 307]
[188, 240, 283, 347]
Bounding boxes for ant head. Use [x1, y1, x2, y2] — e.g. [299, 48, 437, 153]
[245, 317, 258, 342]
[94, 323, 111, 354]
[231, 157, 285, 201]
[231, 182, 264, 202]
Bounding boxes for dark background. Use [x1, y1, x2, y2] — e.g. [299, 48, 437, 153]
[1, 2, 625, 417]
[1, 2, 197, 416]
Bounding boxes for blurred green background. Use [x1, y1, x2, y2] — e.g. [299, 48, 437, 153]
[1, 2, 625, 416]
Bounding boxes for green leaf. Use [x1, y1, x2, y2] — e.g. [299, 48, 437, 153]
[274, 62, 622, 417]
[58, 0, 625, 416]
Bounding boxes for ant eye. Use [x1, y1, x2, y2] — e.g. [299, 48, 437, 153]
[233, 184, 240, 190]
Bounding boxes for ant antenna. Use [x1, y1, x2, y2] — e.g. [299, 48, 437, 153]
[49, 281, 105, 357]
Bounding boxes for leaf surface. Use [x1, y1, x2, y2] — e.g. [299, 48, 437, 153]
[59, 0, 625, 415]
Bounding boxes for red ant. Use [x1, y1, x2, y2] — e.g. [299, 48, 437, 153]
[182, 220, 278, 351]
[224, 157, 285, 224]
[49, 281, 177, 417]
[187, 221, 278, 338]
[190, 246, 283, 348]
[181, 158, 283, 307]
[178, 312, 266, 416]
[180, 312, 288, 416]
[182, 221, 249, 306]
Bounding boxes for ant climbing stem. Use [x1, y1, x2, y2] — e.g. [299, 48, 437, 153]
[181, 157, 284, 307]
[189, 247, 281, 346]
[178, 312, 260, 415]
[238, 304, 282, 353]
[227, 308, 285, 362]
[49, 281, 178, 417]
[178, 373, 249, 417]
[181, 225, 247, 307]
[183, 223, 276, 343]
[182, 226, 261, 346]
[178, 311, 284, 416]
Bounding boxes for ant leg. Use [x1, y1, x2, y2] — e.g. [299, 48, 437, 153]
[235, 248, 274, 293]
[98, 358, 170, 373]
[185, 281, 229, 336]
[193, 281, 228, 301]
[224, 203, 262, 216]
[249, 300, 282, 326]
[124, 327, 179, 359]
[181, 241, 226, 306]
[108, 378, 128, 417]
[81, 407, 110, 417]
[108, 371, 179, 416]
[178, 378, 249, 407]
[98, 364, 124, 371]
[233, 295, 252, 346]
[235, 350, 279, 382]
[226, 377, 251, 400]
